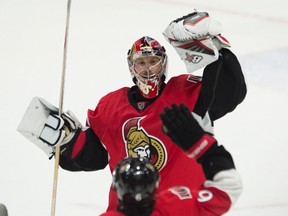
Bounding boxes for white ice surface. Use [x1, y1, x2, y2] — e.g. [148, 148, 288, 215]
[1, 0, 288, 215]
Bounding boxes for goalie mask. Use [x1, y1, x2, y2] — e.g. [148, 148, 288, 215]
[112, 157, 159, 203]
[127, 36, 168, 99]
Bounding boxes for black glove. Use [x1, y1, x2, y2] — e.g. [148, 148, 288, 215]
[160, 103, 216, 160]
[160, 103, 205, 150]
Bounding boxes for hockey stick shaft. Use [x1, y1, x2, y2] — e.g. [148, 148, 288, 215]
[51, 0, 72, 216]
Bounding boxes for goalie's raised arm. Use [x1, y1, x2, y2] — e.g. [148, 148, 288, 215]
[17, 97, 82, 159]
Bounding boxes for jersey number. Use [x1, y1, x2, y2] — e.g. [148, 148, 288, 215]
[197, 190, 213, 202]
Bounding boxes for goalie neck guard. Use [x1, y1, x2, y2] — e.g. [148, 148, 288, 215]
[127, 36, 168, 99]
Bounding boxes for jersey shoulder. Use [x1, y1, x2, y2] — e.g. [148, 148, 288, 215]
[167, 74, 202, 86]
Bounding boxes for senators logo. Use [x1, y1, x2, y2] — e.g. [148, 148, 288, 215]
[122, 117, 166, 171]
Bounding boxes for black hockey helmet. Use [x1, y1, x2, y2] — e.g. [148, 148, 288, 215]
[112, 157, 159, 202]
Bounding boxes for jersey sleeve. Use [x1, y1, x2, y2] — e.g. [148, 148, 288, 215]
[196, 141, 243, 211]
[194, 48, 247, 121]
[154, 169, 242, 216]
[59, 127, 108, 171]
[204, 169, 243, 207]
[192, 169, 242, 215]
[197, 143, 235, 180]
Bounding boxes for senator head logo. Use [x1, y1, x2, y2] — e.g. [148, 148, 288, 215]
[122, 117, 166, 171]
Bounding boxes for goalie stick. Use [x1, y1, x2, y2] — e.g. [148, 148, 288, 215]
[51, 0, 72, 216]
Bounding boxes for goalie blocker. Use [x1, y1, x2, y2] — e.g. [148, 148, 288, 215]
[17, 97, 82, 158]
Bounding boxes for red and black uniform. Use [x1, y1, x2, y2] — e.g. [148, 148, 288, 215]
[59, 48, 246, 211]
[100, 141, 242, 216]
[101, 170, 241, 216]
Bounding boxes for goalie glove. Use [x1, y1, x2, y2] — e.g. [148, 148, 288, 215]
[163, 10, 223, 41]
[160, 103, 216, 160]
[163, 10, 230, 73]
[17, 97, 82, 158]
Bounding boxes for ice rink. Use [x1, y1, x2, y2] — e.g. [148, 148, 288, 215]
[1, 0, 288, 215]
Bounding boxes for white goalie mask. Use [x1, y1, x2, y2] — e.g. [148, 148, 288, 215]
[127, 36, 168, 99]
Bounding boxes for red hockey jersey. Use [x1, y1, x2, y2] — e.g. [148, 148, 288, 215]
[59, 49, 246, 212]
[100, 169, 242, 216]
[88, 75, 205, 210]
